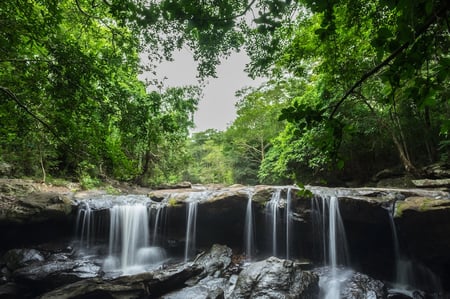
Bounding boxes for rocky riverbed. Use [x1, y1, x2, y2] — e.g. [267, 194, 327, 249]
[0, 179, 449, 298]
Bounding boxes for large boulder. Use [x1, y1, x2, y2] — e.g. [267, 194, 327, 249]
[313, 267, 386, 299]
[162, 244, 235, 299]
[0, 188, 76, 249]
[230, 256, 319, 299]
[39, 263, 203, 299]
[1, 248, 45, 272]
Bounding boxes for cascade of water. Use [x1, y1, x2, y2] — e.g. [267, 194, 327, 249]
[328, 196, 349, 267]
[244, 190, 255, 260]
[387, 203, 406, 285]
[76, 202, 93, 249]
[106, 204, 150, 271]
[285, 187, 292, 260]
[151, 204, 166, 246]
[311, 194, 349, 266]
[184, 193, 204, 261]
[266, 188, 281, 257]
[311, 192, 349, 299]
[386, 203, 442, 294]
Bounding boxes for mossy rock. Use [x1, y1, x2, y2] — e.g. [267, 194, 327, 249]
[395, 197, 450, 217]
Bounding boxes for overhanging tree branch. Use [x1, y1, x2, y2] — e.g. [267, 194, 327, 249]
[329, 2, 449, 119]
[0, 86, 85, 157]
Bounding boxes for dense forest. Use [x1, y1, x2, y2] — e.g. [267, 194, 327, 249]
[1, 0, 449, 187]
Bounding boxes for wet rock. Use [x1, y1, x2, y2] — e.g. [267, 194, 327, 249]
[162, 276, 227, 299]
[314, 267, 386, 299]
[193, 244, 232, 277]
[40, 263, 203, 299]
[0, 192, 75, 225]
[161, 245, 234, 299]
[0, 190, 76, 249]
[230, 256, 319, 299]
[412, 179, 450, 188]
[340, 271, 386, 299]
[2, 249, 45, 271]
[13, 260, 101, 292]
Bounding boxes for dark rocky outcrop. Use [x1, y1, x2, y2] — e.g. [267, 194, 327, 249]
[230, 256, 319, 298]
[2, 179, 450, 295]
[313, 267, 387, 299]
[0, 181, 77, 249]
[40, 263, 203, 299]
[161, 244, 236, 299]
[394, 197, 450, 287]
[39, 244, 234, 299]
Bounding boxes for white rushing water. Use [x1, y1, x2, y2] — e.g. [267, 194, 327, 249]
[265, 187, 294, 259]
[184, 192, 210, 261]
[312, 193, 349, 299]
[285, 187, 292, 260]
[76, 202, 93, 249]
[184, 201, 198, 261]
[244, 189, 255, 260]
[105, 204, 157, 273]
[151, 203, 166, 246]
[266, 188, 282, 257]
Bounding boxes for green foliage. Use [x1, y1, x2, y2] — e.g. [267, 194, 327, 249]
[296, 183, 313, 198]
[184, 130, 233, 184]
[252, 0, 450, 182]
[0, 0, 203, 186]
[1, 0, 449, 186]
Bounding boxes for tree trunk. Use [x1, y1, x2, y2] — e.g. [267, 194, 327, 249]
[391, 133, 417, 174]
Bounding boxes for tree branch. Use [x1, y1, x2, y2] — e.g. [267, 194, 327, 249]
[0, 86, 85, 157]
[329, 2, 449, 119]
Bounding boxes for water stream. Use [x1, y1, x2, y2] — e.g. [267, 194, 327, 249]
[387, 202, 442, 296]
[244, 189, 255, 260]
[184, 192, 209, 261]
[265, 187, 293, 258]
[76, 202, 93, 249]
[70, 187, 447, 297]
[312, 193, 349, 299]
[266, 188, 281, 257]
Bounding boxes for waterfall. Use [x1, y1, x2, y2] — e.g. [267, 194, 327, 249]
[76, 202, 93, 249]
[328, 196, 349, 267]
[311, 194, 349, 267]
[285, 187, 292, 260]
[387, 203, 442, 294]
[106, 204, 151, 271]
[387, 203, 406, 285]
[244, 189, 255, 260]
[311, 193, 349, 299]
[184, 192, 205, 261]
[151, 204, 166, 246]
[101, 198, 167, 274]
[266, 188, 281, 257]
[265, 187, 293, 258]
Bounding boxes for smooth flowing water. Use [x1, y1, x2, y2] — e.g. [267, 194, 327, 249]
[76, 202, 93, 249]
[244, 189, 255, 260]
[151, 203, 166, 246]
[184, 192, 209, 261]
[386, 203, 442, 295]
[312, 193, 349, 299]
[285, 187, 292, 260]
[106, 204, 152, 272]
[266, 188, 282, 256]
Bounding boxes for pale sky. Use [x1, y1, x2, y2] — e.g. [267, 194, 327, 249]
[142, 50, 264, 132]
